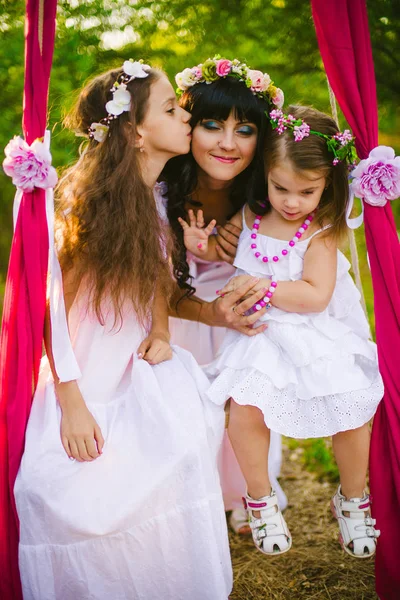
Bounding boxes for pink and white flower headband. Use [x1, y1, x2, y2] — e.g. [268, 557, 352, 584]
[268, 109, 357, 166]
[175, 55, 284, 108]
[88, 59, 151, 143]
[267, 110, 400, 227]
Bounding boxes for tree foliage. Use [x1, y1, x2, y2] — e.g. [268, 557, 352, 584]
[0, 0, 399, 276]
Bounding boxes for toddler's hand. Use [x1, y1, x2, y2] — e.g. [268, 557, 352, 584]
[178, 209, 217, 256]
[137, 331, 173, 365]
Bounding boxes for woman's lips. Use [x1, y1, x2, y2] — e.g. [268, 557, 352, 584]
[210, 155, 239, 164]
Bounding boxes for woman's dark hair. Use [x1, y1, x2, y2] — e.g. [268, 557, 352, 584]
[264, 105, 349, 242]
[162, 76, 272, 297]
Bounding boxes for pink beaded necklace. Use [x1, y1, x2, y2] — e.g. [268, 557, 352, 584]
[250, 211, 315, 263]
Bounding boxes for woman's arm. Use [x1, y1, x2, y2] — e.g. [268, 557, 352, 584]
[44, 266, 105, 462]
[219, 235, 337, 314]
[170, 278, 269, 336]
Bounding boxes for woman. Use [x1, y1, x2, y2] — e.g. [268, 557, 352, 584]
[162, 57, 288, 534]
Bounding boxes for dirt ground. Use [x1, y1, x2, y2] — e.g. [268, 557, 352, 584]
[229, 444, 377, 600]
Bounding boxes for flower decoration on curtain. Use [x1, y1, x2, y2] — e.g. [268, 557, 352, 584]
[350, 146, 400, 207]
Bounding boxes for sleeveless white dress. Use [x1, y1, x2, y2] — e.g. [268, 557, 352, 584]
[206, 211, 384, 438]
[14, 196, 232, 600]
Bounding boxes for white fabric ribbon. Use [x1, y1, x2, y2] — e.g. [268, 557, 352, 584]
[345, 188, 364, 229]
[12, 130, 81, 382]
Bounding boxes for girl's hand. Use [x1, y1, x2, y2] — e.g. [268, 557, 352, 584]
[178, 209, 217, 256]
[137, 331, 173, 365]
[215, 222, 242, 264]
[57, 381, 104, 462]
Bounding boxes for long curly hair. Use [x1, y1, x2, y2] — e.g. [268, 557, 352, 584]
[161, 76, 272, 298]
[264, 105, 350, 241]
[56, 67, 174, 328]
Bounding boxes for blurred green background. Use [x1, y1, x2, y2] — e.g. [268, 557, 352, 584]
[0, 2, 399, 478]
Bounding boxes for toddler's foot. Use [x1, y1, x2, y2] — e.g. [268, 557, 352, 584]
[243, 490, 291, 555]
[229, 508, 251, 536]
[331, 485, 380, 558]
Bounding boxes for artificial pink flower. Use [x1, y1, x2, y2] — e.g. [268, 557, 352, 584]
[272, 87, 284, 109]
[248, 69, 267, 93]
[215, 59, 232, 77]
[351, 146, 400, 207]
[3, 135, 58, 192]
[192, 66, 203, 79]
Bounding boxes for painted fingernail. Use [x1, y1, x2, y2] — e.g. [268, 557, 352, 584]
[197, 243, 203, 249]
[220, 293, 225, 298]
[138, 352, 143, 359]
[216, 290, 220, 294]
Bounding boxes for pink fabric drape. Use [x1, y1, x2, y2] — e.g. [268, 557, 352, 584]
[0, 1, 58, 598]
[311, 1, 400, 598]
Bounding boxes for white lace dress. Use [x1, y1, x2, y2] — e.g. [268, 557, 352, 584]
[206, 216, 384, 438]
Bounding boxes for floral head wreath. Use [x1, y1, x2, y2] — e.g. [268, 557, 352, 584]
[175, 55, 284, 109]
[88, 59, 151, 143]
[268, 109, 358, 166]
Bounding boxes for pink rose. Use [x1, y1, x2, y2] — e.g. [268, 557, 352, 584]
[215, 59, 232, 77]
[3, 135, 58, 192]
[192, 66, 203, 80]
[272, 88, 284, 109]
[248, 70, 265, 92]
[350, 146, 400, 207]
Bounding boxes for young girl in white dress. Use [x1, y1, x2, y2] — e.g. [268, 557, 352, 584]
[163, 57, 288, 534]
[14, 61, 232, 600]
[179, 105, 384, 559]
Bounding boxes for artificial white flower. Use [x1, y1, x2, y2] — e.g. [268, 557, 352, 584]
[90, 123, 109, 143]
[105, 84, 131, 116]
[123, 60, 150, 79]
[175, 67, 197, 90]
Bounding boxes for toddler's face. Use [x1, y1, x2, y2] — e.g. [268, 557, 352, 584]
[191, 111, 258, 185]
[267, 162, 326, 223]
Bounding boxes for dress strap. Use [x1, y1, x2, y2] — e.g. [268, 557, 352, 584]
[306, 224, 332, 242]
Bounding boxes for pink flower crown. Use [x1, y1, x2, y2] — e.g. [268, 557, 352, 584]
[175, 55, 284, 108]
[88, 59, 151, 143]
[268, 109, 357, 166]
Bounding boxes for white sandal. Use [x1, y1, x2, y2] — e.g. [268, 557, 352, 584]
[243, 490, 292, 555]
[331, 485, 380, 558]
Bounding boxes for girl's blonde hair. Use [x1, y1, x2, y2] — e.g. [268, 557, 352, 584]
[56, 67, 173, 327]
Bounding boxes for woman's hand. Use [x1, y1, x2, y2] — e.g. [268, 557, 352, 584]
[203, 277, 269, 336]
[137, 331, 173, 365]
[215, 222, 242, 264]
[57, 381, 104, 462]
[178, 209, 216, 257]
[218, 275, 270, 299]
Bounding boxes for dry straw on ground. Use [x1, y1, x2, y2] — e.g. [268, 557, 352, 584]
[229, 444, 376, 600]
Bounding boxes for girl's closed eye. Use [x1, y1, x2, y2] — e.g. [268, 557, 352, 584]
[167, 107, 176, 114]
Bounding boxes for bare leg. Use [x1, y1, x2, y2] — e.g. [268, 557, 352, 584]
[228, 400, 271, 501]
[332, 423, 370, 499]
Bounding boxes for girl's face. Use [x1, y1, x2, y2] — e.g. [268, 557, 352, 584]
[137, 75, 192, 159]
[191, 111, 258, 184]
[267, 161, 327, 223]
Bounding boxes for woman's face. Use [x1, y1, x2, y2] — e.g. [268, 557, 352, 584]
[191, 111, 258, 184]
[137, 75, 192, 159]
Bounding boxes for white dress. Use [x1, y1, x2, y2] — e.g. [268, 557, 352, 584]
[14, 208, 232, 599]
[206, 214, 384, 439]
